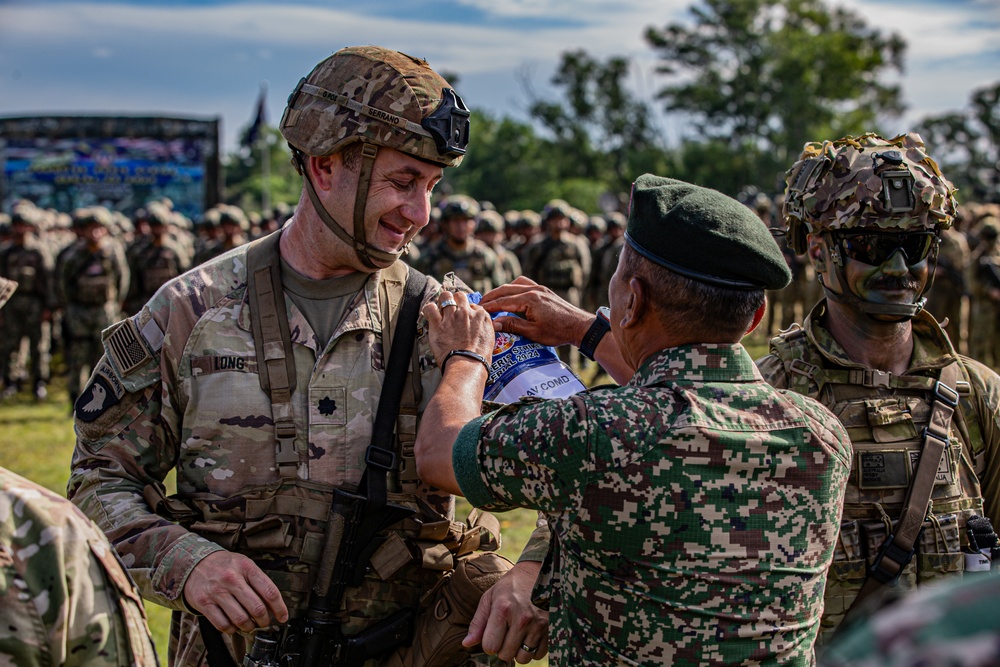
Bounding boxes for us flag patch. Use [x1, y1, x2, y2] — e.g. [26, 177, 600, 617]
[106, 318, 153, 376]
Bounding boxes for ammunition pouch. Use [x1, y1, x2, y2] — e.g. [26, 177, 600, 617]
[383, 551, 514, 667]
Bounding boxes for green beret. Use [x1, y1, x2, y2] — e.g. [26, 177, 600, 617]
[625, 174, 791, 290]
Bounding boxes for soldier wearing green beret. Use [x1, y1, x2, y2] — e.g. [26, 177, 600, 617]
[413, 174, 852, 665]
[756, 132, 1000, 645]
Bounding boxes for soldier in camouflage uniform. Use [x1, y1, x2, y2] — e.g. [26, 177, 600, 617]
[416, 195, 505, 294]
[193, 204, 250, 266]
[756, 133, 1000, 644]
[68, 46, 547, 667]
[59, 206, 130, 407]
[124, 202, 191, 316]
[0, 275, 158, 667]
[969, 221, 1000, 367]
[474, 210, 521, 284]
[0, 203, 53, 400]
[924, 223, 971, 351]
[415, 175, 852, 665]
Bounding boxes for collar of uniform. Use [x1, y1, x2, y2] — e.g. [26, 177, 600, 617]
[629, 343, 762, 387]
[236, 266, 385, 345]
[805, 299, 958, 373]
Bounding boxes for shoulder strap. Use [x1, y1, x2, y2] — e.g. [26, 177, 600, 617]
[844, 361, 962, 622]
[359, 264, 428, 513]
[768, 326, 817, 396]
[246, 230, 300, 478]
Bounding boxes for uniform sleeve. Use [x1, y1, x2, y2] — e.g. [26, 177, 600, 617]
[452, 396, 593, 514]
[68, 299, 225, 611]
[755, 352, 791, 389]
[0, 471, 159, 667]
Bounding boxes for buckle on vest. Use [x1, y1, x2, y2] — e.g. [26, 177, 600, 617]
[933, 381, 959, 408]
[865, 369, 891, 388]
[790, 358, 817, 379]
[365, 446, 396, 471]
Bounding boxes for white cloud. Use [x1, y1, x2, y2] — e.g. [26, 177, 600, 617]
[0, 0, 996, 151]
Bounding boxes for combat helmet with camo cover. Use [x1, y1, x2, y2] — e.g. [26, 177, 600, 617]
[280, 45, 470, 269]
[783, 132, 958, 320]
[440, 193, 480, 221]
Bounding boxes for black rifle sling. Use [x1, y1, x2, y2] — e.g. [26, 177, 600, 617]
[359, 264, 427, 520]
[842, 361, 962, 625]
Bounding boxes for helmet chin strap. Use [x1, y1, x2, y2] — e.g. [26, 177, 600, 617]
[818, 245, 938, 322]
[293, 145, 402, 270]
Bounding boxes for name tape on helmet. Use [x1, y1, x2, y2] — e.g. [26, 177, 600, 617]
[299, 83, 433, 139]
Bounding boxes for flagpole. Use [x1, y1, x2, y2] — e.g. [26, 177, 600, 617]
[258, 81, 270, 214]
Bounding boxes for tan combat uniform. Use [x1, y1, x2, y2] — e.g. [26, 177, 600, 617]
[68, 237, 544, 666]
[757, 301, 1000, 643]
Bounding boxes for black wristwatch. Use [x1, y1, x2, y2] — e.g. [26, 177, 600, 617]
[579, 306, 611, 361]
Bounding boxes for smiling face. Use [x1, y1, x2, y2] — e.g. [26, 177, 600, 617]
[322, 146, 443, 262]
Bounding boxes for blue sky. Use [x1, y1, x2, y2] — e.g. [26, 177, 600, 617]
[0, 0, 998, 153]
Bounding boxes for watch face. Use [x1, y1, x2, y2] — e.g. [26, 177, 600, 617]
[597, 306, 611, 322]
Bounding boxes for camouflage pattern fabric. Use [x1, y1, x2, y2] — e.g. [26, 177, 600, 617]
[818, 572, 1000, 667]
[280, 46, 465, 168]
[415, 239, 504, 295]
[783, 132, 957, 238]
[68, 241, 544, 666]
[757, 300, 1000, 643]
[453, 344, 852, 666]
[0, 466, 158, 666]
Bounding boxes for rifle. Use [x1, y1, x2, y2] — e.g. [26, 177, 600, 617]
[240, 263, 427, 667]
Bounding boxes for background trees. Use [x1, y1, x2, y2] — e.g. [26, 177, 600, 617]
[224, 0, 996, 215]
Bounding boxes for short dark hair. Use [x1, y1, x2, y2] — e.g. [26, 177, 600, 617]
[339, 143, 364, 172]
[619, 245, 764, 339]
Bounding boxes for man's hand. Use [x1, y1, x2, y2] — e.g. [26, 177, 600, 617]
[183, 551, 288, 634]
[480, 277, 592, 349]
[463, 560, 549, 664]
[423, 290, 495, 369]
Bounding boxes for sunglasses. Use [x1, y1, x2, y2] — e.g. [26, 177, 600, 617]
[835, 231, 937, 266]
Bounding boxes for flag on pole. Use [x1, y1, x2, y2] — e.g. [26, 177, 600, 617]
[242, 84, 267, 148]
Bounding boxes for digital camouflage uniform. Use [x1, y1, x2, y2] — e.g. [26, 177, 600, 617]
[68, 242, 546, 667]
[757, 302, 1000, 643]
[0, 465, 158, 667]
[453, 344, 852, 666]
[818, 572, 1000, 667]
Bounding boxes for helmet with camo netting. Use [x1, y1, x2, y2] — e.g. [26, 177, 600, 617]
[783, 132, 957, 254]
[279, 45, 470, 269]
